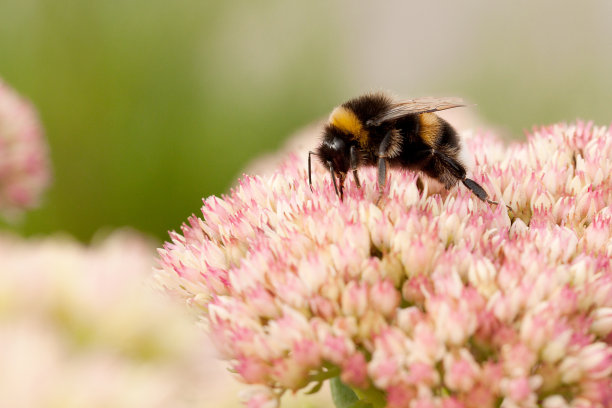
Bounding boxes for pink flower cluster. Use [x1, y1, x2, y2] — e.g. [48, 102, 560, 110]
[0, 78, 50, 219]
[156, 122, 612, 408]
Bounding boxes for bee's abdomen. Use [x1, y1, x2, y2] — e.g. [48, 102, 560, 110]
[417, 113, 441, 147]
[430, 115, 460, 151]
[386, 115, 427, 169]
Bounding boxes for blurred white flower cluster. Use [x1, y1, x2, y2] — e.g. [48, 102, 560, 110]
[0, 231, 227, 408]
[0, 78, 50, 220]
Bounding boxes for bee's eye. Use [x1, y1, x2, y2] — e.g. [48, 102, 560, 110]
[330, 137, 345, 151]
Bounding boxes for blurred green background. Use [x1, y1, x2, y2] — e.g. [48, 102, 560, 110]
[1, 0, 610, 242]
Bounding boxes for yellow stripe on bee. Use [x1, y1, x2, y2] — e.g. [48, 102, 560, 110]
[418, 112, 441, 147]
[329, 106, 369, 146]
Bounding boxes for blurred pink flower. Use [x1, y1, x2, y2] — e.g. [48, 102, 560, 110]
[0, 78, 50, 219]
[156, 122, 612, 407]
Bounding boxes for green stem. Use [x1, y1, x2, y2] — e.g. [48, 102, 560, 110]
[353, 386, 386, 408]
[330, 376, 386, 408]
[311, 366, 341, 382]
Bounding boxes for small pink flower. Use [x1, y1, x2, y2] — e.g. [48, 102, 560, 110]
[502, 343, 537, 377]
[370, 279, 401, 317]
[320, 333, 355, 366]
[386, 385, 416, 408]
[542, 395, 570, 408]
[578, 378, 612, 405]
[241, 388, 279, 408]
[368, 353, 400, 390]
[401, 274, 433, 304]
[576, 343, 612, 380]
[443, 349, 479, 392]
[308, 295, 338, 321]
[410, 396, 437, 408]
[340, 352, 369, 389]
[405, 361, 438, 387]
[440, 397, 465, 408]
[502, 376, 534, 402]
[480, 361, 504, 393]
[428, 295, 478, 346]
[292, 338, 322, 368]
[236, 357, 270, 384]
[591, 307, 612, 337]
[396, 306, 427, 334]
[461, 384, 496, 408]
[271, 358, 309, 390]
[410, 323, 445, 364]
[581, 210, 612, 255]
[341, 281, 369, 317]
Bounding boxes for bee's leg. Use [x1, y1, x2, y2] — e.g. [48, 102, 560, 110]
[433, 150, 506, 208]
[416, 176, 425, 194]
[377, 156, 387, 197]
[308, 151, 316, 192]
[349, 145, 361, 188]
[462, 178, 510, 208]
[327, 161, 341, 199]
[432, 150, 466, 180]
[462, 178, 493, 203]
[379, 130, 394, 157]
[376, 130, 394, 201]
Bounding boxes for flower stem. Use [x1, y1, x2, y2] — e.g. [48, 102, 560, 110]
[330, 377, 386, 408]
[353, 386, 386, 408]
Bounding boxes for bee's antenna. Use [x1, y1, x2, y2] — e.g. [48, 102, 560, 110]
[327, 161, 340, 199]
[308, 151, 316, 192]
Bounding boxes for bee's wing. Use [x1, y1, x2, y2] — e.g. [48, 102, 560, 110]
[366, 96, 467, 126]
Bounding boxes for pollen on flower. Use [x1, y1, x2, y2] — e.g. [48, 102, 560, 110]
[155, 121, 612, 407]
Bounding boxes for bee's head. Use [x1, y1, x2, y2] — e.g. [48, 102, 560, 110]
[310, 125, 351, 199]
[317, 126, 350, 176]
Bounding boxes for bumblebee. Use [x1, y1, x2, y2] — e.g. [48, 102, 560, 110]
[308, 92, 498, 205]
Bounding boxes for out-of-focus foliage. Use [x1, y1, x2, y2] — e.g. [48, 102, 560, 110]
[1, 0, 610, 241]
[0, 0, 346, 241]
